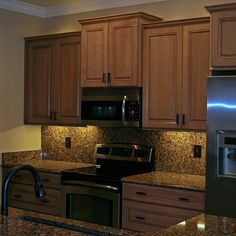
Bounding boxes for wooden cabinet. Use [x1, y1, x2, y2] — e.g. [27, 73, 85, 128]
[25, 32, 81, 125]
[122, 182, 205, 232]
[80, 13, 161, 87]
[206, 3, 236, 69]
[143, 18, 210, 130]
[3, 167, 62, 216]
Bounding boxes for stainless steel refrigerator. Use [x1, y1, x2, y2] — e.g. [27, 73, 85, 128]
[206, 75, 236, 217]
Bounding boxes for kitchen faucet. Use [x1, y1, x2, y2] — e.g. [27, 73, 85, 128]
[1, 165, 45, 216]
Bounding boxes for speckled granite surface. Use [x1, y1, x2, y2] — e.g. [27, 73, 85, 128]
[146, 214, 236, 236]
[41, 126, 206, 175]
[2, 151, 94, 173]
[3, 208, 236, 236]
[122, 171, 205, 191]
[2, 208, 138, 236]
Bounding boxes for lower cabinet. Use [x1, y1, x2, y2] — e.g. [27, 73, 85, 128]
[122, 182, 205, 232]
[3, 167, 62, 216]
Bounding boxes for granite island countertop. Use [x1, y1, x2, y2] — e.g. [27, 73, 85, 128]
[146, 213, 236, 236]
[0, 208, 138, 236]
[2, 208, 236, 236]
[122, 171, 205, 191]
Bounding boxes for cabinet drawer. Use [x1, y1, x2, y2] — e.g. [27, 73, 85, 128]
[4, 168, 61, 189]
[9, 183, 61, 216]
[122, 199, 201, 232]
[123, 183, 205, 210]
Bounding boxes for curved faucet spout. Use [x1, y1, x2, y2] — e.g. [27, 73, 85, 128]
[1, 165, 45, 216]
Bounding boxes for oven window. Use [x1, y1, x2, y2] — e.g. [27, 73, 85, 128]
[81, 101, 122, 120]
[67, 193, 113, 226]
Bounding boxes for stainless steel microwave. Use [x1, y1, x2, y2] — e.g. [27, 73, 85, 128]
[81, 88, 141, 127]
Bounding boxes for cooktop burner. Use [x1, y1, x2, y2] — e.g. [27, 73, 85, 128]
[61, 143, 155, 190]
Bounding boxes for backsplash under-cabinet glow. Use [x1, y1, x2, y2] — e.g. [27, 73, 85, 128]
[41, 126, 206, 176]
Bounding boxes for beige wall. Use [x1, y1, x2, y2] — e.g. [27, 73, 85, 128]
[44, 0, 236, 33]
[0, 9, 44, 154]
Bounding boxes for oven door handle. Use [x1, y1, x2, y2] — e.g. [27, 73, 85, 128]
[62, 180, 119, 192]
[122, 95, 127, 126]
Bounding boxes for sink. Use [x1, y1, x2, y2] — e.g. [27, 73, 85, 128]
[20, 215, 118, 236]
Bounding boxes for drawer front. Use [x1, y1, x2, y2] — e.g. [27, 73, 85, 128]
[123, 183, 205, 210]
[9, 183, 61, 216]
[122, 199, 201, 232]
[3, 168, 61, 189]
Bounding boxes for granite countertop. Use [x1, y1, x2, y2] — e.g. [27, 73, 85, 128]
[146, 213, 236, 236]
[1, 208, 138, 236]
[2, 159, 94, 174]
[3, 208, 236, 236]
[122, 171, 205, 191]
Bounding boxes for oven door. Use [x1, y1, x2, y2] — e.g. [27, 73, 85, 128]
[61, 180, 120, 228]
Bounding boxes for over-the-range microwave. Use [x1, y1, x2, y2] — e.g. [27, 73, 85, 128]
[81, 88, 141, 127]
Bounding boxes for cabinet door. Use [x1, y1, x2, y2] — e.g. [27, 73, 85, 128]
[108, 19, 140, 86]
[55, 35, 81, 124]
[182, 22, 210, 130]
[143, 26, 182, 128]
[25, 39, 55, 124]
[81, 23, 108, 87]
[211, 9, 236, 68]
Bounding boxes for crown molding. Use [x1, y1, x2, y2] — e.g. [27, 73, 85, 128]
[0, 0, 45, 17]
[44, 0, 167, 18]
[0, 0, 166, 18]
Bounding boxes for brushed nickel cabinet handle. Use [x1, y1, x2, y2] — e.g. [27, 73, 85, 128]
[136, 191, 147, 196]
[41, 199, 49, 203]
[176, 114, 179, 125]
[49, 111, 53, 120]
[135, 216, 145, 220]
[54, 111, 57, 120]
[182, 114, 186, 125]
[107, 72, 111, 83]
[178, 197, 190, 202]
[13, 194, 22, 198]
[14, 174, 22, 178]
[42, 178, 51, 182]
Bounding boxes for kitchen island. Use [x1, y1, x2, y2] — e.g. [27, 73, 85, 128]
[0, 208, 137, 235]
[2, 208, 236, 235]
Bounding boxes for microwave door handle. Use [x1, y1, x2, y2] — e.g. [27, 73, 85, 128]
[122, 96, 127, 125]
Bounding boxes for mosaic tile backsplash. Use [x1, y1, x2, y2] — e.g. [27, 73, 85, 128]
[41, 126, 206, 176]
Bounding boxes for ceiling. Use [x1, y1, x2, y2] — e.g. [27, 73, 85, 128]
[16, 0, 90, 7]
[0, 0, 166, 18]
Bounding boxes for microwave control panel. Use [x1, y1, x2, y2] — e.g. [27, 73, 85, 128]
[125, 101, 140, 121]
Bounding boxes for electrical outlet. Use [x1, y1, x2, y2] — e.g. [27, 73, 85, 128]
[65, 137, 71, 149]
[194, 145, 201, 158]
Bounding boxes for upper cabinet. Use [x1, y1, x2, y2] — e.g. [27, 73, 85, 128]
[206, 3, 236, 69]
[79, 13, 162, 87]
[143, 18, 210, 130]
[25, 32, 81, 125]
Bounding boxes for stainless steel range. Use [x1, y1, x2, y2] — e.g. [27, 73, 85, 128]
[61, 143, 155, 228]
